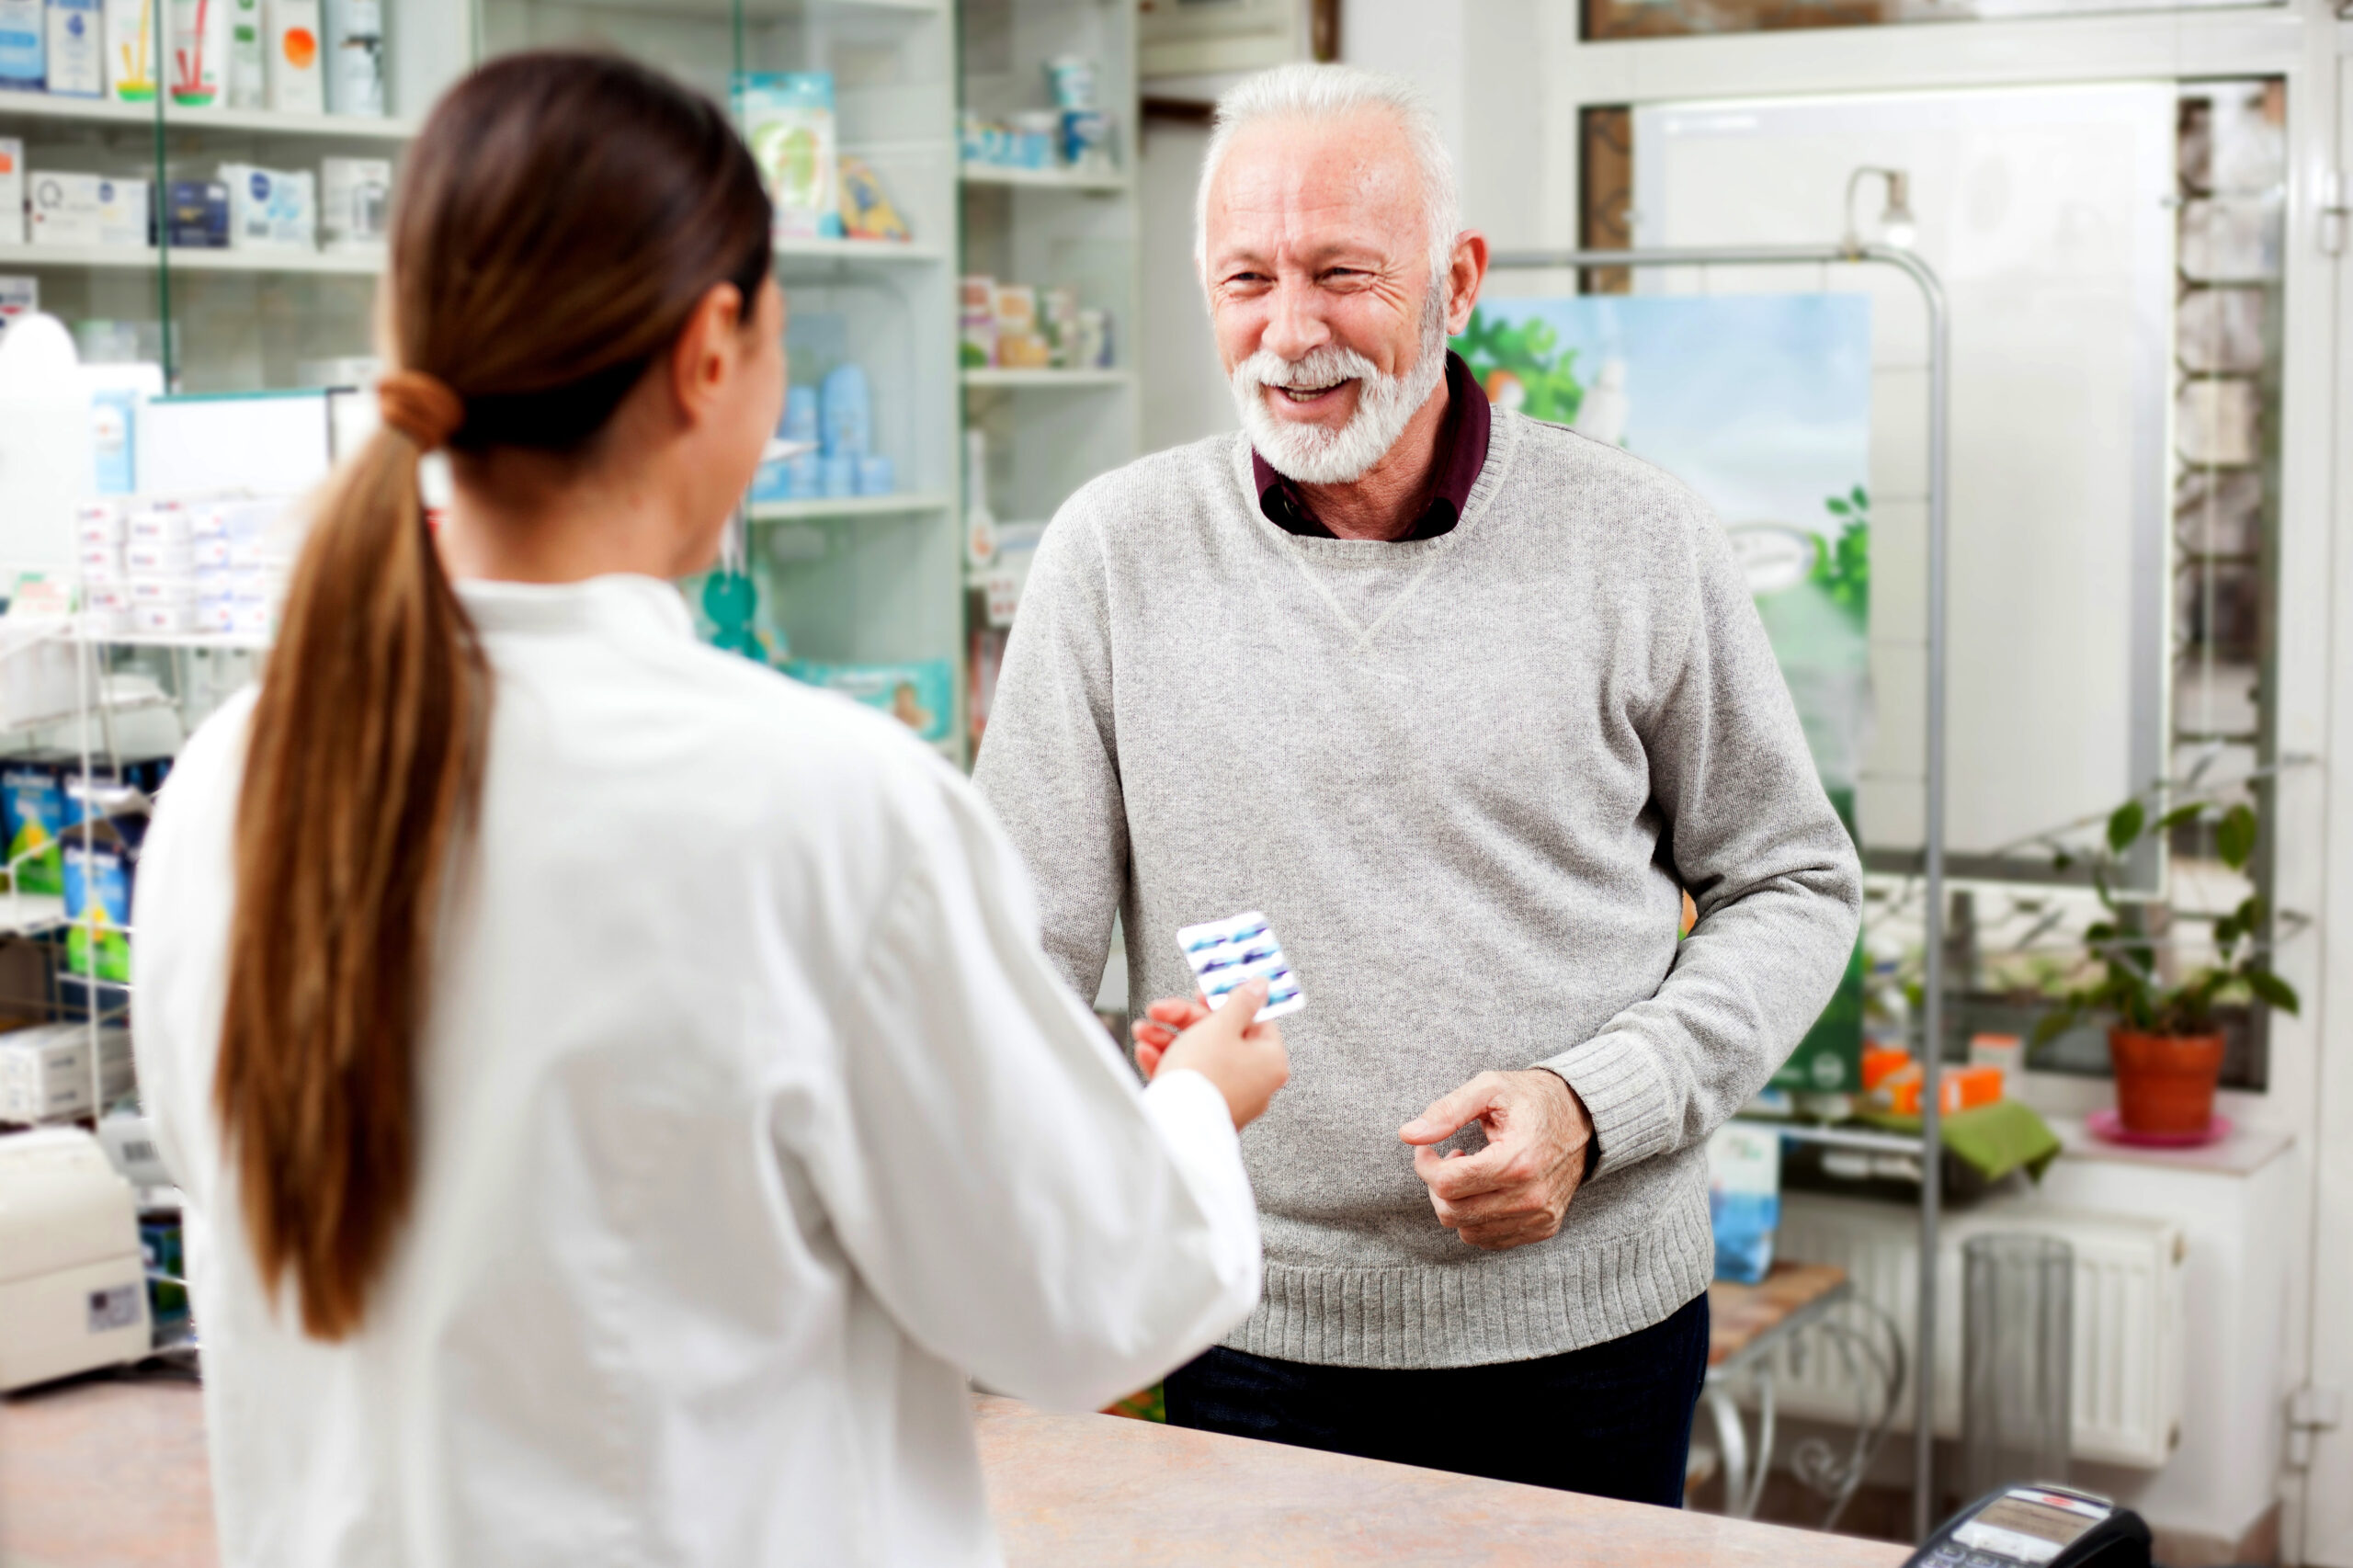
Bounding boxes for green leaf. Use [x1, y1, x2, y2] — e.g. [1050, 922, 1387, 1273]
[2217, 802, 2257, 869]
[2107, 801, 2146, 855]
[2031, 1009, 2075, 1047]
[1826, 497, 1852, 516]
[2154, 802, 2205, 835]
[1851, 484, 1869, 510]
[2084, 922, 2117, 942]
[2244, 966, 2301, 1016]
[2212, 914, 2242, 949]
[2052, 849, 2075, 873]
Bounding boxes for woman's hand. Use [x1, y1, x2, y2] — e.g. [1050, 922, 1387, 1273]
[1131, 983, 1289, 1131]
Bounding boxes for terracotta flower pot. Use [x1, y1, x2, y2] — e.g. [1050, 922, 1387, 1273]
[2108, 1027, 2225, 1135]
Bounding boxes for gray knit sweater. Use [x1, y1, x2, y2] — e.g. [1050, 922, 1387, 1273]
[972, 411, 1862, 1369]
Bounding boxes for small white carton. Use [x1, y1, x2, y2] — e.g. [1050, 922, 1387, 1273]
[0, 139, 24, 247]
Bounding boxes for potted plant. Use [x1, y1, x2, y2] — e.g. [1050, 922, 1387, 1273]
[2033, 790, 2299, 1135]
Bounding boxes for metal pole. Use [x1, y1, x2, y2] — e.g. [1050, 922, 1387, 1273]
[1483, 244, 1952, 1540]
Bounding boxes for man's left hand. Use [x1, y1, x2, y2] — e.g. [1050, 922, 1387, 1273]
[1400, 1070, 1595, 1251]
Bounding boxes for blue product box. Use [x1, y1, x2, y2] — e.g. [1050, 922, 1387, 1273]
[63, 816, 141, 983]
[855, 455, 892, 495]
[0, 0, 45, 89]
[165, 180, 230, 248]
[90, 385, 136, 494]
[785, 452, 822, 500]
[2, 757, 64, 895]
[782, 385, 819, 446]
[819, 454, 856, 498]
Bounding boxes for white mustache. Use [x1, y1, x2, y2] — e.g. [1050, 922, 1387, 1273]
[1235, 346, 1381, 393]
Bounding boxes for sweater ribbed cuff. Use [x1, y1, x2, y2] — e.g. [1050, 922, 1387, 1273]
[1537, 1032, 1675, 1180]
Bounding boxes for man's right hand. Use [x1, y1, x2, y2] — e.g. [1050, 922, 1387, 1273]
[1131, 983, 1290, 1131]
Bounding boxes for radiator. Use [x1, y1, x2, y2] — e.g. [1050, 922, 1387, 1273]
[1759, 1192, 2186, 1469]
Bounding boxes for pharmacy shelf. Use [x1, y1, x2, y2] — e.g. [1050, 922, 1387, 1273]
[959, 163, 1129, 195]
[773, 235, 949, 265]
[961, 368, 1135, 391]
[747, 492, 953, 523]
[0, 89, 415, 140]
[0, 244, 381, 275]
[94, 631, 271, 653]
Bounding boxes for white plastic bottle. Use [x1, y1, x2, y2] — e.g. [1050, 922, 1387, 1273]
[962, 427, 998, 571]
[225, 0, 263, 107]
[321, 0, 378, 116]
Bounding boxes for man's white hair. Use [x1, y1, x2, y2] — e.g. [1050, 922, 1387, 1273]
[1193, 62, 1461, 289]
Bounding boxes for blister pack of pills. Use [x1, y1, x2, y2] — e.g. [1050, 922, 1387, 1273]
[1176, 909, 1304, 1023]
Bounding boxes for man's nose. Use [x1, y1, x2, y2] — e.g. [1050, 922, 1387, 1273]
[1259, 279, 1332, 364]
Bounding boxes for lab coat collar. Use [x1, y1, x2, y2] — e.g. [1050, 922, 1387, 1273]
[454, 574, 697, 646]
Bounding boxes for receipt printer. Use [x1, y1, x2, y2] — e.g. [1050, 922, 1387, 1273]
[0, 1127, 153, 1391]
[1906, 1485, 2152, 1568]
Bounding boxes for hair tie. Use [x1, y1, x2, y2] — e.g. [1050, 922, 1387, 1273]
[378, 371, 466, 452]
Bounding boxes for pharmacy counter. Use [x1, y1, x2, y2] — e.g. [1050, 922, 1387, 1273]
[0, 1371, 1909, 1565]
[974, 1395, 1907, 1567]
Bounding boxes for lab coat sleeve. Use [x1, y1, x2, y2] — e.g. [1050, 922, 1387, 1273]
[804, 758, 1259, 1412]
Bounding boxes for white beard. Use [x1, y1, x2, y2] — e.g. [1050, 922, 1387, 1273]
[1229, 288, 1449, 486]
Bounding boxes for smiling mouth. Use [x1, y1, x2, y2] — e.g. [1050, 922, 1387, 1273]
[1272, 380, 1351, 404]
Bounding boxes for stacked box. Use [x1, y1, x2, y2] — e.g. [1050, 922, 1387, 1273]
[0, 1024, 132, 1123]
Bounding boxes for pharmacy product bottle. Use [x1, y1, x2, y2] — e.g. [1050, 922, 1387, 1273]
[104, 0, 155, 100]
[226, 0, 264, 107]
[167, 0, 225, 104]
[322, 0, 380, 116]
[962, 428, 998, 571]
[263, 0, 319, 112]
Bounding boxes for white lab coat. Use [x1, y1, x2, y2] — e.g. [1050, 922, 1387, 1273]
[131, 574, 1260, 1568]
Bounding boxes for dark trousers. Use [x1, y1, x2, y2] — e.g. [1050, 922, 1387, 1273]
[1163, 1290, 1709, 1507]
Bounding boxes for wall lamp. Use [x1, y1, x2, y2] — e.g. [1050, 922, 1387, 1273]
[1843, 166, 1916, 256]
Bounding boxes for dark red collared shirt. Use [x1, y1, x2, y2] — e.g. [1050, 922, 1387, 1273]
[1250, 350, 1490, 541]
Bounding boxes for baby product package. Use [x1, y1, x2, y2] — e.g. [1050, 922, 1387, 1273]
[221, 163, 314, 249]
[1705, 1122, 1782, 1285]
[1176, 910, 1304, 1023]
[733, 72, 840, 240]
[167, 0, 226, 105]
[784, 659, 952, 750]
[3, 758, 65, 895]
[104, 0, 155, 99]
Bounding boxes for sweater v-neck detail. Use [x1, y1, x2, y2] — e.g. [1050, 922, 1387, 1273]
[1228, 410, 1524, 652]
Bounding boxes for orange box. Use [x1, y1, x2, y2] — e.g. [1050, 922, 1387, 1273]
[1862, 1046, 1912, 1092]
[1883, 1063, 2002, 1117]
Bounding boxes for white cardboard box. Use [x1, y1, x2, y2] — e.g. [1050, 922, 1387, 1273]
[29, 173, 149, 249]
[220, 163, 313, 250]
[0, 139, 23, 247]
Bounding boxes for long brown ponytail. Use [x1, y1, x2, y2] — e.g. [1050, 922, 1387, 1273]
[216, 51, 772, 1339]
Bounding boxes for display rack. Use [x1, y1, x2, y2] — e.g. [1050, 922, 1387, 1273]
[958, 0, 1140, 758]
[1487, 241, 1952, 1541]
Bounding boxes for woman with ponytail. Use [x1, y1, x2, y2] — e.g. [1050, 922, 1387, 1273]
[130, 52, 1285, 1566]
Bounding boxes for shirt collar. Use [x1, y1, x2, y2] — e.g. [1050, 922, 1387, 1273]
[454, 574, 698, 644]
[1250, 350, 1491, 541]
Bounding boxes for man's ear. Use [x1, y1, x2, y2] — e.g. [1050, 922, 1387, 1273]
[1447, 230, 1490, 336]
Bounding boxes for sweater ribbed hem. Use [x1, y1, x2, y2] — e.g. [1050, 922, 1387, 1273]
[1221, 1176, 1714, 1369]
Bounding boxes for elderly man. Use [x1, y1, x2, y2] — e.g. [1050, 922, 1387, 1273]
[972, 63, 1861, 1506]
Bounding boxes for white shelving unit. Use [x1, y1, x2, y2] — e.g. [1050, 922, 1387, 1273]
[959, 0, 1142, 756]
[0, 245, 383, 276]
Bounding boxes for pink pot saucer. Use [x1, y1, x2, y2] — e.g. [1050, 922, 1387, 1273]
[2086, 1108, 2232, 1149]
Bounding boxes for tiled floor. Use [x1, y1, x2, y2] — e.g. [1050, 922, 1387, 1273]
[0, 1368, 216, 1568]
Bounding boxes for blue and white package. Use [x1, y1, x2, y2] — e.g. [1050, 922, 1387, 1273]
[0, 0, 43, 88]
[819, 361, 869, 458]
[1176, 909, 1304, 1023]
[1705, 1122, 1781, 1284]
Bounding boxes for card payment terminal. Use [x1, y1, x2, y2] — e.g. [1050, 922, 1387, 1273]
[1904, 1485, 2153, 1568]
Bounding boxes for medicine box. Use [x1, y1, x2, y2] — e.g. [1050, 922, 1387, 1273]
[125, 539, 193, 575]
[0, 0, 43, 90]
[127, 503, 190, 544]
[29, 173, 150, 249]
[1, 760, 65, 895]
[0, 1025, 133, 1121]
[165, 180, 230, 248]
[733, 73, 841, 240]
[319, 156, 388, 250]
[45, 0, 101, 96]
[0, 139, 23, 247]
[76, 501, 126, 546]
[220, 164, 314, 250]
